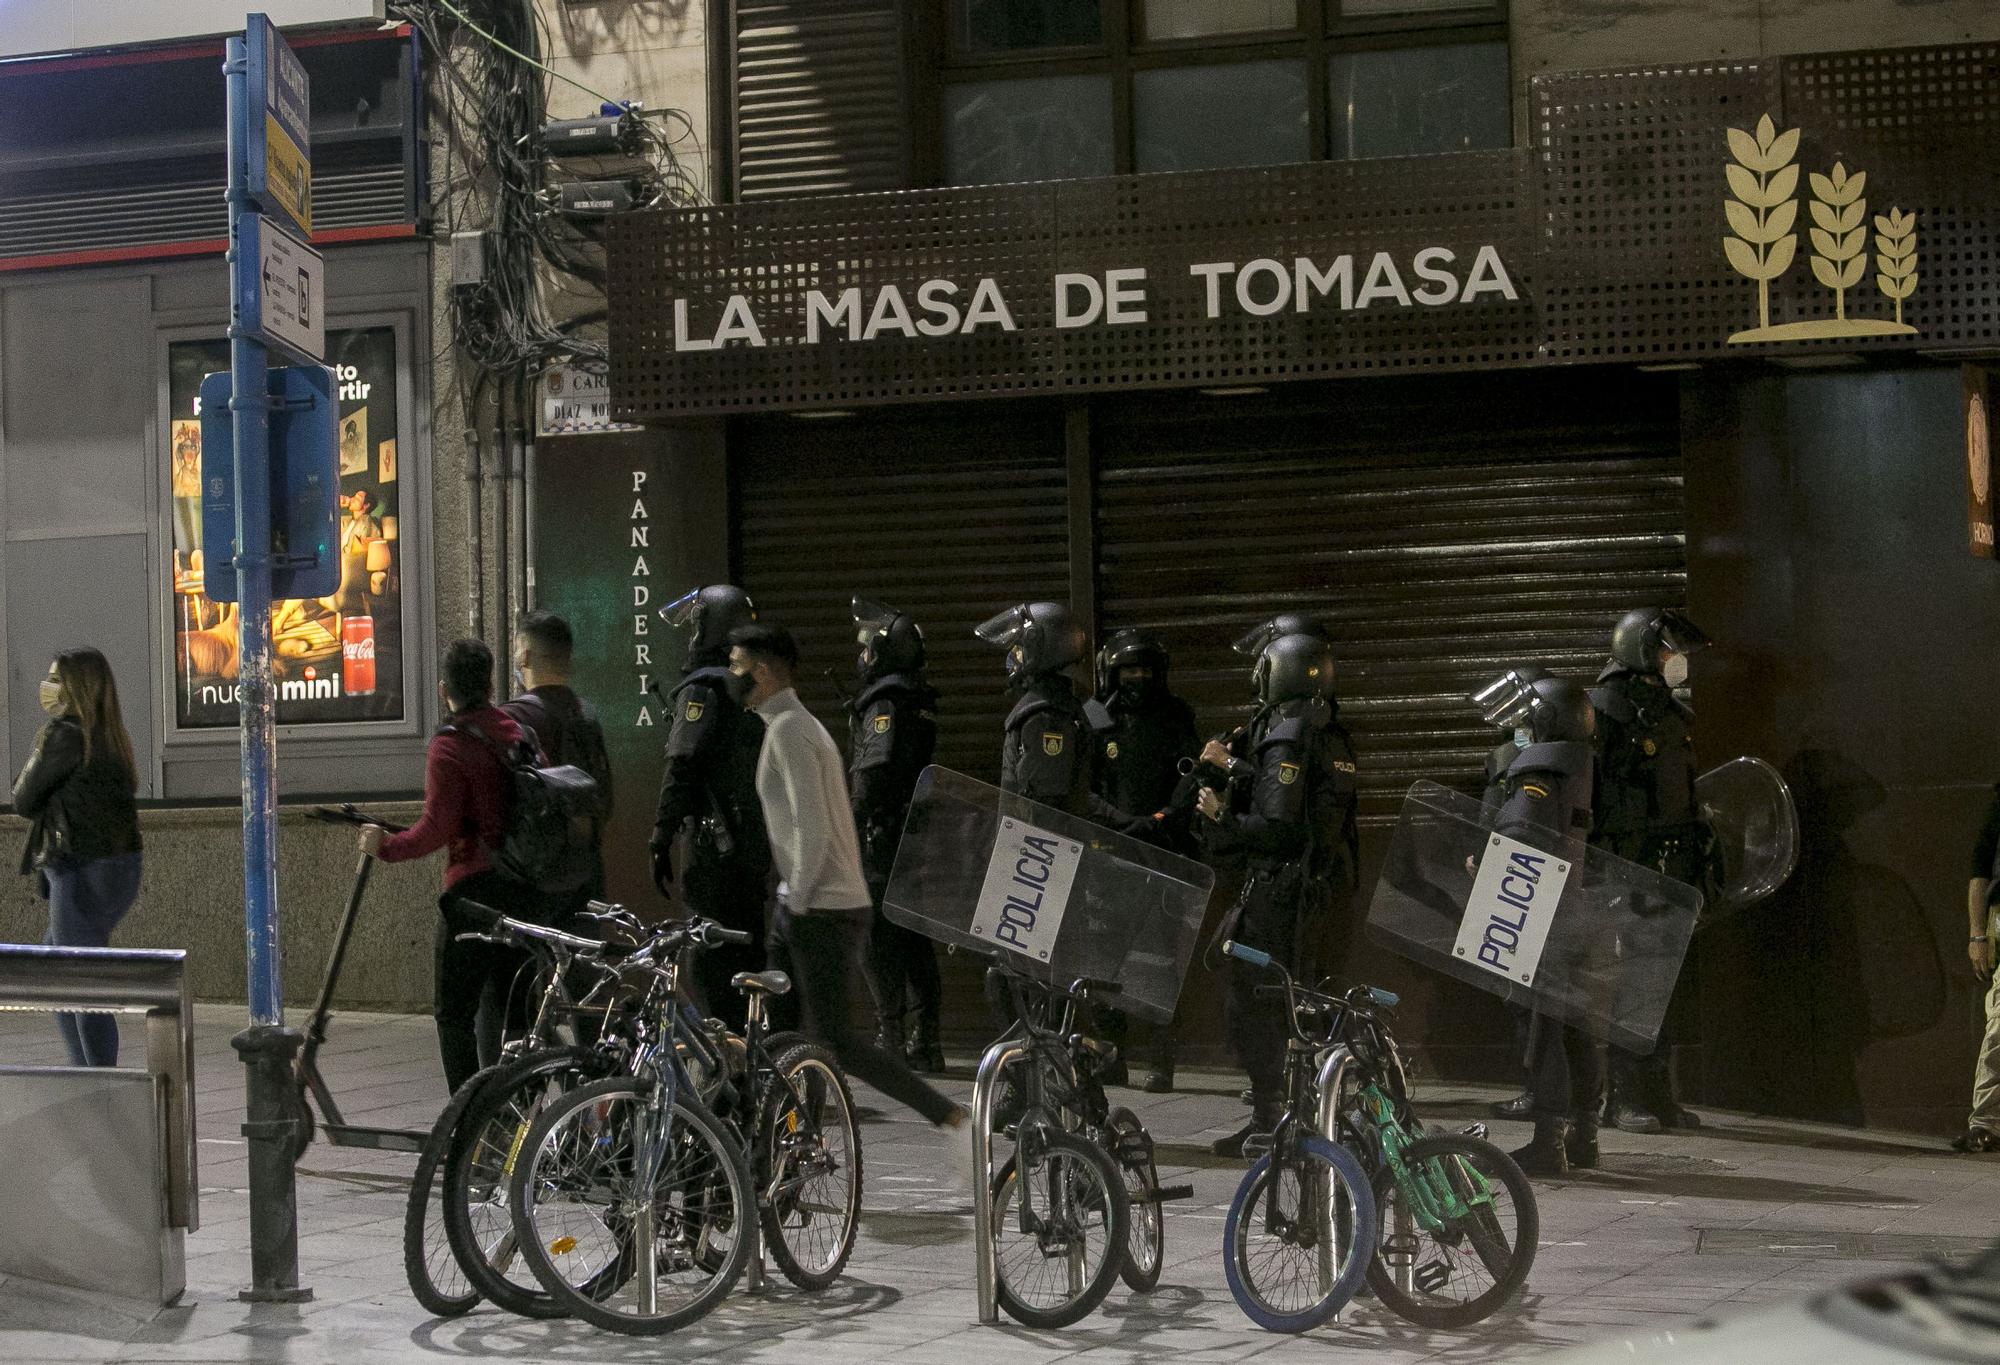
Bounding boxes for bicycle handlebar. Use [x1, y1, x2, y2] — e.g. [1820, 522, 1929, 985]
[310, 804, 407, 834]
[1223, 940, 1273, 969]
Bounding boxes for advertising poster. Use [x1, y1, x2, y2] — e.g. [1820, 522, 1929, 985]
[168, 326, 406, 727]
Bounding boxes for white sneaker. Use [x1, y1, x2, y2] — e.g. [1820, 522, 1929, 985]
[938, 1106, 980, 1192]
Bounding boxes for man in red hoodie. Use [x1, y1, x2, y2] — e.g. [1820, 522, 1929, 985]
[359, 638, 534, 1093]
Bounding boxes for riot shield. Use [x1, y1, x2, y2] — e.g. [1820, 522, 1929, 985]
[1366, 781, 1702, 1053]
[1697, 757, 1799, 916]
[882, 767, 1216, 1023]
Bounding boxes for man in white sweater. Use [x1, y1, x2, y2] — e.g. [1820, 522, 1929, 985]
[729, 624, 967, 1133]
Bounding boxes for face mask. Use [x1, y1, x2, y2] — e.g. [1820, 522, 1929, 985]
[1512, 726, 1533, 750]
[725, 670, 757, 706]
[1661, 654, 1690, 688]
[38, 679, 65, 716]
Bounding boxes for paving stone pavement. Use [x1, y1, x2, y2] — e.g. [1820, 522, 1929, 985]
[2, 1005, 1995, 1364]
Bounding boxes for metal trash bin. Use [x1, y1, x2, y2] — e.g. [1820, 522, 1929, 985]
[0, 945, 197, 1306]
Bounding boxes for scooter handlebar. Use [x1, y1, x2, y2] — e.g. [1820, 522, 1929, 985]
[310, 804, 406, 834]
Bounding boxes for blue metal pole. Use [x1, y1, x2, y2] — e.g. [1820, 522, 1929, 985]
[226, 37, 282, 1028]
[225, 30, 310, 1305]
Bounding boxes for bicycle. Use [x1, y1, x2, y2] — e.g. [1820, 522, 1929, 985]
[1224, 941, 1537, 1331]
[981, 971, 1135, 1329]
[1217, 941, 1380, 1334]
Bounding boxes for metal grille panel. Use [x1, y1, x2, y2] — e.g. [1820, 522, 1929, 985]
[733, 0, 909, 202]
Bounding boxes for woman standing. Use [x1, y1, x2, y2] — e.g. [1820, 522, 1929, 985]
[13, 648, 143, 1066]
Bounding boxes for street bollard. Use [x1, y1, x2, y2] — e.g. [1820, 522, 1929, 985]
[970, 1036, 1025, 1325]
[232, 1025, 313, 1303]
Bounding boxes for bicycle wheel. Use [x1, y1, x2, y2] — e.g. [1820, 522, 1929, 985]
[509, 1076, 754, 1335]
[990, 1126, 1130, 1329]
[1365, 1133, 1538, 1328]
[758, 1041, 862, 1290]
[403, 1063, 500, 1317]
[1224, 1133, 1377, 1334]
[1106, 1107, 1163, 1293]
[441, 1046, 610, 1318]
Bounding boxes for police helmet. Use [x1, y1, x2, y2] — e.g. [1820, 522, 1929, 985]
[1608, 607, 1710, 676]
[660, 584, 757, 666]
[975, 602, 1085, 684]
[1523, 676, 1595, 745]
[853, 596, 926, 680]
[1470, 663, 1551, 729]
[1255, 632, 1335, 707]
[1096, 628, 1168, 696]
[1232, 612, 1330, 658]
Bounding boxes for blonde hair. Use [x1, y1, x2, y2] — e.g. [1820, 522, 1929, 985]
[55, 648, 137, 792]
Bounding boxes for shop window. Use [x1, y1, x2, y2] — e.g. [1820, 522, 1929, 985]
[166, 326, 408, 729]
[1142, 0, 1299, 41]
[1339, 0, 1501, 16]
[957, 0, 1103, 53]
[1134, 60, 1310, 172]
[1329, 41, 1508, 159]
[946, 75, 1116, 184]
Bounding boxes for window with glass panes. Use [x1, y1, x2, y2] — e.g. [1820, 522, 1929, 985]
[935, 0, 1508, 185]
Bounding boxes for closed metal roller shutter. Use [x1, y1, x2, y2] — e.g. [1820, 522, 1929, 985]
[734, 404, 1068, 781]
[733, 0, 909, 201]
[1093, 371, 1686, 823]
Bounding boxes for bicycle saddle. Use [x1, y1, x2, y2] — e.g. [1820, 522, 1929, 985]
[731, 970, 792, 997]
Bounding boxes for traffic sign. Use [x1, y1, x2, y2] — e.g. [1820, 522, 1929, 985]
[245, 14, 311, 236]
[236, 213, 325, 364]
[198, 365, 340, 603]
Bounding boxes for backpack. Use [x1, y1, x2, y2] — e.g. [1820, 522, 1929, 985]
[447, 720, 600, 895]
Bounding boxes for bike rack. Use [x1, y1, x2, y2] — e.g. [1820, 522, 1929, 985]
[1315, 1042, 1414, 1299]
[969, 1035, 1025, 1325]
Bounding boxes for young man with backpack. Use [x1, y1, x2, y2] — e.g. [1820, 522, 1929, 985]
[361, 638, 543, 1094]
[504, 611, 613, 918]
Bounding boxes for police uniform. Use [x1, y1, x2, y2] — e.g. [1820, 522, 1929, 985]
[650, 664, 771, 1031]
[1207, 694, 1360, 1124]
[1001, 677, 1093, 817]
[850, 673, 942, 1060]
[1591, 669, 1719, 1127]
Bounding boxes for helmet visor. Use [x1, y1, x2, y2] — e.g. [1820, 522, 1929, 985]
[1232, 622, 1276, 657]
[1471, 669, 1537, 728]
[975, 606, 1027, 647]
[1656, 609, 1711, 656]
[659, 587, 704, 628]
[853, 596, 897, 644]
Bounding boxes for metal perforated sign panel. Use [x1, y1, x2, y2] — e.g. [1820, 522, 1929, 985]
[609, 42, 2000, 421]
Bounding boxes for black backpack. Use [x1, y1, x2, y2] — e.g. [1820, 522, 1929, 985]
[448, 720, 600, 895]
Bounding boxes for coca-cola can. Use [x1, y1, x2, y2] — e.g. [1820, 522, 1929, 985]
[342, 614, 377, 696]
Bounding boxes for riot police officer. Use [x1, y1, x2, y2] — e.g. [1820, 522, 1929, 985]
[1199, 630, 1359, 1157]
[1591, 607, 1719, 1134]
[848, 597, 945, 1073]
[1086, 628, 1201, 1090]
[1473, 665, 1550, 1123]
[650, 584, 770, 1032]
[977, 602, 1092, 815]
[1486, 674, 1601, 1177]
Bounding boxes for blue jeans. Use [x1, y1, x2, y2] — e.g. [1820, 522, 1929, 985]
[44, 852, 143, 1066]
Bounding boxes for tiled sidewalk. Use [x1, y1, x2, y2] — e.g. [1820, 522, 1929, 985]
[1, 1006, 1993, 1364]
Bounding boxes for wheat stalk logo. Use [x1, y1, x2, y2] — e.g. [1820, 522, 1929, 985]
[1875, 207, 1918, 327]
[1808, 163, 1868, 321]
[1723, 115, 1920, 343]
[1724, 114, 1800, 333]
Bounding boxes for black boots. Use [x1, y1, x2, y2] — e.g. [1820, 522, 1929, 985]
[1566, 1118, 1601, 1170]
[1213, 1104, 1283, 1159]
[1142, 1067, 1175, 1094]
[906, 1019, 945, 1075]
[1489, 1090, 1536, 1120]
[1510, 1117, 1572, 1178]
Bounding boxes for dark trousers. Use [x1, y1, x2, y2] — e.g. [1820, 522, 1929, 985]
[766, 905, 957, 1126]
[1529, 1017, 1604, 1124]
[682, 855, 769, 1034]
[1225, 875, 1306, 1112]
[44, 852, 143, 1067]
[435, 871, 533, 1095]
[864, 904, 941, 1040]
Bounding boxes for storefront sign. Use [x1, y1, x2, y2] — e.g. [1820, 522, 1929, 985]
[1970, 366, 1995, 559]
[168, 326, 404, 727]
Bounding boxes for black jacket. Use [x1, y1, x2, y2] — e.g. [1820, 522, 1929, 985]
[13, 716, 142, 874]
[1207, 697, 1360, 891]
[1088, 688, 1201, 849]
[1590, 670, 1699, 840]
[847, 674, 939, 884]
[650, 666, 771, 872]
[1000, 676, 1092, 817]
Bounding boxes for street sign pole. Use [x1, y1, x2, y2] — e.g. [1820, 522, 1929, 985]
[225, 20, 311, 1305]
